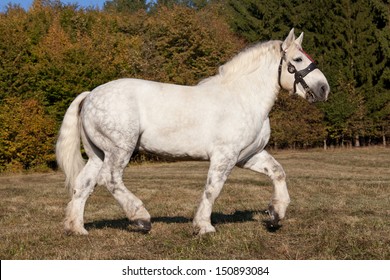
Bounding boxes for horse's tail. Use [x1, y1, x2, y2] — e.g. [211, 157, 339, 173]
[56, 91, 90, 195]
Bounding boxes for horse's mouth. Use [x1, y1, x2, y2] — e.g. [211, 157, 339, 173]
[306, 84, 329, 103]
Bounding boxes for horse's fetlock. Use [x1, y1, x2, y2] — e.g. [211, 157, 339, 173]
[269, 199, 289, 220]
[131, 204, 150, 221]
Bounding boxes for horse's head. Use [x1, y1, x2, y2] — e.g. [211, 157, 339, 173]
[278, 29, 330, 103]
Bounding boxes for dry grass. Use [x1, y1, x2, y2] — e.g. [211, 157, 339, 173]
[1, 147, 389, 259]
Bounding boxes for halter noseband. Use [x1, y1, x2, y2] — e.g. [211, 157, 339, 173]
[278, 45, 318, 100]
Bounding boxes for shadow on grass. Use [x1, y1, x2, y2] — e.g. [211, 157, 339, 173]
[85, 218, 131, 231]
[85, 216, 191, 233]
[211, 210, 257, 224]
[213, 210, 282, 232]
[85, 209, 280, 233]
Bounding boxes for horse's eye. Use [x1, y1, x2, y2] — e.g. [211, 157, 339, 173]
[293, 57, 303, 62]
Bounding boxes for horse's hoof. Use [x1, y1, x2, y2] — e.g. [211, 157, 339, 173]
[268, 219, 281, 229]
[133, 219, 152, 233]
[64, 227, 89, 236]
[64, 220, 89, 236]
[265, 205, 282, 231]
[194, 224, 216, 235]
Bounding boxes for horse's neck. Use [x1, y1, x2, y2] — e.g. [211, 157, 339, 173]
[198, 43, 281, 118]
[234, 57, 280, 119]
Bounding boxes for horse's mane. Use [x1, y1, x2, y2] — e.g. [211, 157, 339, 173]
[199, 40, 281, 85]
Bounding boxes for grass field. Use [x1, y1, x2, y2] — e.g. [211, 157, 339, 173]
[1, 147, 389, 260]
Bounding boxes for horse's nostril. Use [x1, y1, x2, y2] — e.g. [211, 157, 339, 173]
[320, 84, 329, 100]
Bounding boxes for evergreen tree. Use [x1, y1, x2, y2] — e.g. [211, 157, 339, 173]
[225, 0, 291, 42]
[222, 0, 390, 146]
[325, 0, 389, 145]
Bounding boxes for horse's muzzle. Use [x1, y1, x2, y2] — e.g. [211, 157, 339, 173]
[307, 82, 330, 103]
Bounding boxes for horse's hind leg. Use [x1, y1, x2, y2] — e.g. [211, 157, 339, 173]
[64, 157, 102, 235]
[239, 150, 290, 228]
[98, 148, 151, 232]
[64, 129, 104, 235]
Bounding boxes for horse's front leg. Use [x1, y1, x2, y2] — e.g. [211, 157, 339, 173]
[193, 153, 237, 235]
[240, 150, 290, 228]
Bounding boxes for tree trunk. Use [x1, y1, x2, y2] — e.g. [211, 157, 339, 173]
[355, 135, 360, 147]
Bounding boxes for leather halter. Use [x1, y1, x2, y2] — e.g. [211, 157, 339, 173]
[278, 45, 318, 100]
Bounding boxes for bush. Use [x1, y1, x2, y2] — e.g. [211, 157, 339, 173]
[0, 97, 57, 171]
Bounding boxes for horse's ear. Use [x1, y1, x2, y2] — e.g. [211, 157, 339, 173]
[295, 32, 304, 47]
[282, 28, 295, 51]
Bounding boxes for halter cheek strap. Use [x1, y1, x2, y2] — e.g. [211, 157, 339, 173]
[277, 45, 285, 89]
[288, 61, 317, 96]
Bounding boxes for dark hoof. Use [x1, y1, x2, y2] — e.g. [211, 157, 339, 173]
[263, 219, 282, 232]
[132, 219, 152, 233]
[264, 206, 282, 232]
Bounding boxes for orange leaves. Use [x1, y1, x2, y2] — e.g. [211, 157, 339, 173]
[37, 16, 72, 62]
[0, 3, 241, 171]
[0, 97, 56, 171]
[141, 5, 244, 85]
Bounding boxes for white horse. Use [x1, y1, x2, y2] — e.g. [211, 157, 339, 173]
[56, 29, 329, 235]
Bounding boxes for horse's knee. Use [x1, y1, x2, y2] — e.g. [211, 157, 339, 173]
[73, 177, 95, 196]
[271, 164, 286, 181]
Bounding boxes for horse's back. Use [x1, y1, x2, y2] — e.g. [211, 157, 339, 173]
[81, 78, 268, 161]
[80, 79, 216, 159]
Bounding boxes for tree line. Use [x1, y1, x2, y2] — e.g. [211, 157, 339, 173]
[0, 0, 389, 171]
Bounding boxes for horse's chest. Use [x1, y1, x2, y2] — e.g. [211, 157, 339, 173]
[237, 118, 271, 162]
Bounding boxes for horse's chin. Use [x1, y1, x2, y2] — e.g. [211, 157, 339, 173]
[306, 93, 316, 103]
[306, 92, 328, 103]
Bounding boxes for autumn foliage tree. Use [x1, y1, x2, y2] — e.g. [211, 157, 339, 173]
[0, 97, 57, 171]
[0, 0, 389, 171]
[0, 1, 243, 171]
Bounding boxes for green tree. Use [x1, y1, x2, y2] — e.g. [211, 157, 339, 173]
[270, 93, 326, 149]
[225, 0, 291, 43]
[321, 79, 367, 147]
[223, 0, 390, 146]
[324, 0, 390, 145]
[367, 0, 390, 145]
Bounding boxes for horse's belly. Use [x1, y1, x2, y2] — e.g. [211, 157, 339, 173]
[139, 129, 210, 160]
